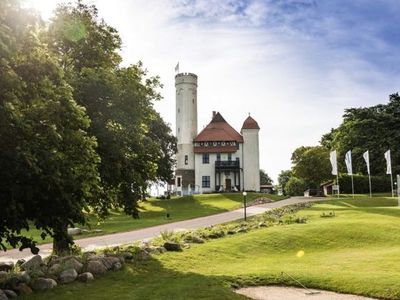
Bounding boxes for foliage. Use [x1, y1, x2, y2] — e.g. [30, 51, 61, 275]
[291, 146, 331, 188]
[0, 0, 102, 254]
[338, 174, 391, 194]
[321, 93, 400, 175]
[285, 177, 307, 196]
[259, 169, 273, 185]
[277, 170, 292, 194]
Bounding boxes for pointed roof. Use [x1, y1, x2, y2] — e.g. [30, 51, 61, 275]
[241, 115, 260, 130]
[194, 112, 244, 143]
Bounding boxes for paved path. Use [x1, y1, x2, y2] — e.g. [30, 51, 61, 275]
[0, 196, 326, 262]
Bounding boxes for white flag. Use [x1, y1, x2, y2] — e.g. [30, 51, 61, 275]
[363, 150, 370, 175]
[175, 62, 179, 73]
[330, 150, 338, 175]
[384, 150, 392, 174]
[345, 150, 353, 175]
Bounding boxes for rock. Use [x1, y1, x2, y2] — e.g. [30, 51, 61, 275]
[87, 260, 107, 276]
[67, 227, 82, 236]
[77, 272, 94, 282]
[59, 268, 78, 284]
[237, 227, 247, 233]
[135, 249, 151, 261]
[227, 230, 236, 235]
[0, 290, 8, 300]
[3, 290, 17, 298]
[105, 253, 125, 264]
[112, 262, 122, 271]
[186, 236, 205, 244]
[48, 263, 62, 276]
[64, 258, 83, 273]
[20, 255, 43, 271]
[119, 251, 134, 260]
[82, 251, 97, 261]
[16, 271, 31, 284]
[156, 247, 167, 254]
[0, 271, 8, 280]
[14, 283, 33, 295]
[101, 257, 120, 270]
[0, 262, 14, 272]
[31, 277, 57, 290]
[15, 259, 25, 268]
[163, 241, 182, 252]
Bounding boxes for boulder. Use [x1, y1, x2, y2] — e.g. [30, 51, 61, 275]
[163, 241, 182, 252]
[87, 260, 107, 276]
[119, 251, 134, 260]
[31, 277, 57, 290]
[15, 259, 25, 268]
[64, 257, 83, 273]
[135, 249, 151, 261]
[77, 272, 94, 283]
[0, 262, 14, 272]
[3, 290, 17, 298]
[186, 236, 205, 244]
[82, 251, 97, 261]
[0, 290, 7, 300]
[14, 283, 32, 295]
[100, 257, 120, 270]
[67, 227, 82, 236]
[16, 271, 31, 284]
[59, 268, 78, 284]
[112, 262, 122, 271]
[20, 255, 43, 271]
[0, 271, 8, 280]
[48, 263, 62, 276]
[105, 253, 125, 264]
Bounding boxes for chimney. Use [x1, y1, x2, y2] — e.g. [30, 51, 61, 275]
[212, 111, 216, 119]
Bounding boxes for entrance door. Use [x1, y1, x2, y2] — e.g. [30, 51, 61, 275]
[225, 178, 232, 191]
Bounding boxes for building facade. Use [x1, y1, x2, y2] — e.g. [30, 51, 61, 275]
[175, 72, 260, 195]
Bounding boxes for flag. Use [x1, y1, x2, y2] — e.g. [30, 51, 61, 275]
[363, 150, 370, 175]
[345, 150, 353, 175]
[330, 150, 338, 175]
[384, 150, 392, 174]
[175, 62, 179, 73]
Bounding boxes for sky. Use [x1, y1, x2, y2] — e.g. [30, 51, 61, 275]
[26, 0, 400, 182]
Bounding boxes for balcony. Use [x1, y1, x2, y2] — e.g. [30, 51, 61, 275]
[215, 160, 240, 171]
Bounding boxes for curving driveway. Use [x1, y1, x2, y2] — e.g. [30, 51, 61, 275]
[0, 196, 327, 262]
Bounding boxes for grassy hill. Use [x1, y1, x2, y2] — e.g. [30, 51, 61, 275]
[25, 195, 400, 299]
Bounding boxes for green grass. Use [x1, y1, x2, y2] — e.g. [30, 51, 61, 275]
[14, 192, 283, 247]
[25, 195, 400, 300]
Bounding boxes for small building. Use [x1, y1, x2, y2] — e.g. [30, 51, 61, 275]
[321, 181, 335, 196]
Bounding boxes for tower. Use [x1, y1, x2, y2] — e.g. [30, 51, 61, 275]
[175, 73, 198, 194]
[241, 115, 260, 191]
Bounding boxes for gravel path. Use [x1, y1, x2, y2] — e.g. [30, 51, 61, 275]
[0, 196, 327, 262]
[236, 286, 376, 300]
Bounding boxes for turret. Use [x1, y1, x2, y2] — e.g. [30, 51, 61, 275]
[241, 115, 260, 191]
[175, 73, 198, 193]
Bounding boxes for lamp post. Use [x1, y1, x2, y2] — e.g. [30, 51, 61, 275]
[243, 191, 247, 221]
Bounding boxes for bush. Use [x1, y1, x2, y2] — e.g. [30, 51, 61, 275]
[338, 174, 392, 194]
[285, 177, 308, 196]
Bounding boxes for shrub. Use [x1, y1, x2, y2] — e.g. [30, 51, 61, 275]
[338, 174, 391, 194]
[285, 177, 308, 196]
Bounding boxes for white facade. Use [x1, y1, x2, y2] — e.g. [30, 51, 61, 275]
[242, 128, 260, 191]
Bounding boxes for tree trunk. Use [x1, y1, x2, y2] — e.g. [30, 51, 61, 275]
[52, 223, 73, 255]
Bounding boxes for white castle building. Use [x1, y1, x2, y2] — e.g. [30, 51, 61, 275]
[175, 72, 260, 195]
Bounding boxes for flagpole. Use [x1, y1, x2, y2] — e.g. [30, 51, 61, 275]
[390, 173, 394, 198]
[337, 174, 340, 199]
[351, 173, 354, 198]
[368, 173, 372, 198]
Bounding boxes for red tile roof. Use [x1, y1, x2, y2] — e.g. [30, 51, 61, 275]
[241, 115, 260, 130]
[194, 112, 244, 143]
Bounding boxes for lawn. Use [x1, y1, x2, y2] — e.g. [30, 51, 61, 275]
[14, 192, 284, 247]
[25, 195, 400, 299]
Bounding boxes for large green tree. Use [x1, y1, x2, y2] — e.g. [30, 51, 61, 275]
[260, 169, 273, 185]
[0, 0, 102, 254]
[321, 94, 400, 176]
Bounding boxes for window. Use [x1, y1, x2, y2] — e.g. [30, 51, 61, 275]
[228, 153, 232, 161]
[202, 153, 209, 164]
[216, 153, 221, 161]
[185, 155, 188, 165]
[202, 176, 210, 188]
[177, 177, 181, 187]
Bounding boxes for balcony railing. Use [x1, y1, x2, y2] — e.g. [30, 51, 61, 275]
[215, 160, 240, 170]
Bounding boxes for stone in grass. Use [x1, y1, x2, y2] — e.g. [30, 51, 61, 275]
[163, 241, 182, 252]
[67, 227, 82, 236]
[87, 260, 107, 276]
[31, 278, 57, 290]
[0, 262, 14, 272]
[20, 255, 43, 271]
[3, 289, 18, 298]
[48, 263, 62, 276]
[16, 271, 31, 284]
[112, 262, 122, 271]
[77, 272, 94, 283]
[59, 268, 78, 284]
[101, 257, 120, 270]
[188, 236, 205, 244]
[14, 283, 33, 295]
[64, 257, 83, 273]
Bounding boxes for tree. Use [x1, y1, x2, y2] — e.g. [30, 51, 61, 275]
[278, 170, 292, 194]
[260, 169, 273, 185]
[291, 146, 331, 188]
[285, 177, 307, 196]
[0, 0, 102, 254]
[321, 94, 400, 176]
